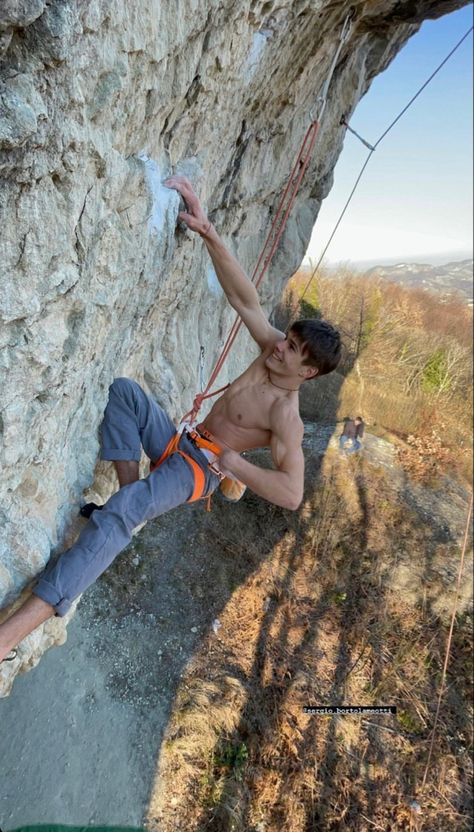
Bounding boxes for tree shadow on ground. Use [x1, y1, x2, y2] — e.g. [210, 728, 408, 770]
[187, 451, 472, 832]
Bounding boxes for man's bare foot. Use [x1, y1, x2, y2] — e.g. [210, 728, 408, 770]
[0, 595, 54, 662]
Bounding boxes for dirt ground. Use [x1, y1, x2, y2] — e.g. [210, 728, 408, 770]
[0, 491, 236, 828]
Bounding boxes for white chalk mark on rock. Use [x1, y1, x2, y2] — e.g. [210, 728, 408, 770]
[244, 30, 270, 81]
[137, 152, 179, 236]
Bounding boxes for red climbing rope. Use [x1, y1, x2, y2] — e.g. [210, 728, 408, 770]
[185, 119, 322, 422]
[182, 13, 354, 423]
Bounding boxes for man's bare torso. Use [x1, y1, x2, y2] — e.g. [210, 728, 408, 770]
[200, 346, 301, 453]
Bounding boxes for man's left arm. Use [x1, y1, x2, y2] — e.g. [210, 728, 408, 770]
[216, 409, 305, 511]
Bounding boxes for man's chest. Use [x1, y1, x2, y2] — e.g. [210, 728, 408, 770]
[223, 382, 276, 431]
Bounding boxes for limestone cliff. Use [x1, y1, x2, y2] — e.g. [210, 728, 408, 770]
[0, 0, 468, 689]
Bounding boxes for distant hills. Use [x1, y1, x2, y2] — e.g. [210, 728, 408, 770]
[365, 259, 473, 305]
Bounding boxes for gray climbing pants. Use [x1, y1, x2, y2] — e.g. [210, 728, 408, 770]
[33, 377, 220, 616]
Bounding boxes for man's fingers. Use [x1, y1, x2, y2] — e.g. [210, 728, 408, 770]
[178, 211, 195, 224]
[166, 176, 207, 232]
[164, 175, 194, 196]
[164, 178, 187, 194]
[165, 174, 192, 185]
[167, 181, 201, 215]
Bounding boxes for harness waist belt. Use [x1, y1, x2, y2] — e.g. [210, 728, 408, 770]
[187, 427, 222, 458]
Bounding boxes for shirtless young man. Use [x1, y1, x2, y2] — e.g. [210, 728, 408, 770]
[0, 176, 341, 663]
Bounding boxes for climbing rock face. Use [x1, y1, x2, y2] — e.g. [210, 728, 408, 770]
[0, 0, 468, 688]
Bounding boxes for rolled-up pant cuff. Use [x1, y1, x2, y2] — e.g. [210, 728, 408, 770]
[100, 447, 141, 462]
[33, 579, 73, 617]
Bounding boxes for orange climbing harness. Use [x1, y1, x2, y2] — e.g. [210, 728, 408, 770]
[149, 424, 224, 506]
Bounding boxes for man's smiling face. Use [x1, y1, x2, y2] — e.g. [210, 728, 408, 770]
[265, 332, 317, 380]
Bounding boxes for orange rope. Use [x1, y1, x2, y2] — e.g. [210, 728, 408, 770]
[183, 10, 356, 422]
[185, 119, 321, 421]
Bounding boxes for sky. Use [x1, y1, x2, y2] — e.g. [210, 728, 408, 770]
[304, 4, 473, 268]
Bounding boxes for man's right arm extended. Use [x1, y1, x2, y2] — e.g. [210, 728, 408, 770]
[164, 175, 284, 350]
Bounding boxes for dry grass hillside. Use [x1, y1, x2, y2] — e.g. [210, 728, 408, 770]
[276, 268, 473, 486]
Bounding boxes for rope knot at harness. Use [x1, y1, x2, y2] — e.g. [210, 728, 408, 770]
[184, 383, 231, 423]
[191, 392, 205, 421]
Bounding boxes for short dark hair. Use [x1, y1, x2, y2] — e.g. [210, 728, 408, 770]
[289, 319, 341, 376]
